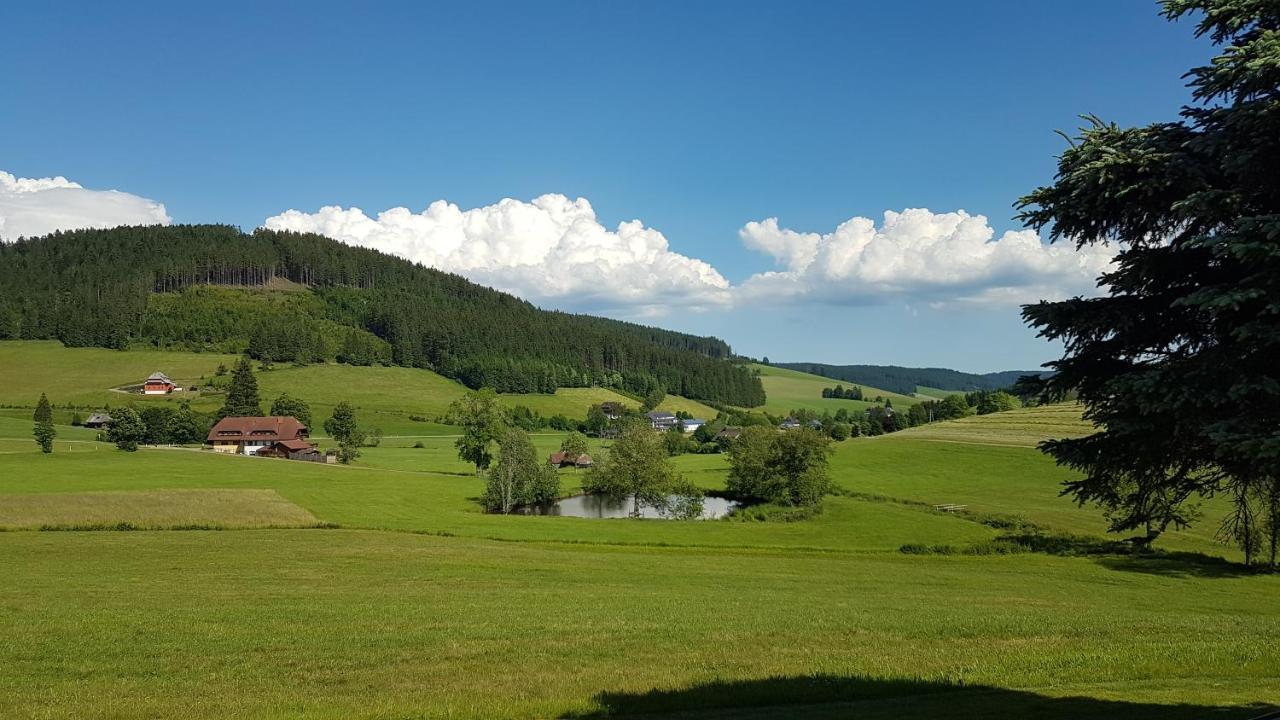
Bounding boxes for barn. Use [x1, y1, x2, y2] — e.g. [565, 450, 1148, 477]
[143, 371, 178, 395]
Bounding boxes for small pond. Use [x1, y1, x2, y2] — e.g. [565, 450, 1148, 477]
[518, 493, 741, 520]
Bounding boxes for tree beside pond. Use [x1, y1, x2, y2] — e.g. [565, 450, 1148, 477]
[446, 388, 508, 475]
[583, 422, 703, 518]
[485, 428, 561, 514]
[727, 426, 832, 506]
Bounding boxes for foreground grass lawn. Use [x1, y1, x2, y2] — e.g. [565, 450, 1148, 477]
[1, 530, 1276, 719]
[0, 402, 1275, 718]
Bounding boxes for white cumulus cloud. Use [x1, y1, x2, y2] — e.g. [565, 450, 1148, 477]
[0, 170, 170, 241]
[263, 194, 733, 315]
[737, 208, 1115, 306]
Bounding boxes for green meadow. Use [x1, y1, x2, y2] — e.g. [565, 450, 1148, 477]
[0, 340, 716, 435]
[751, 363, 921, 415]
[0, 364, 1276, 717]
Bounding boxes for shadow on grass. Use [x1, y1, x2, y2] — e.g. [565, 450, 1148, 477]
[1000, 532, 1261, 579]
[1095, 551, 1263, 579]
[562, 675, 1271, 719]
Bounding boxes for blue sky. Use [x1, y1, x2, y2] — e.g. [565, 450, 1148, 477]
[0, 1, 1209, 371]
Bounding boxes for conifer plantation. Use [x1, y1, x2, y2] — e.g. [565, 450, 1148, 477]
[0, 226, 765, 407]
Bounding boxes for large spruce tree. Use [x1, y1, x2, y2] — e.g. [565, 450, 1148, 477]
[217, 357, 263, 420]
[1018, 0, 1280, 564]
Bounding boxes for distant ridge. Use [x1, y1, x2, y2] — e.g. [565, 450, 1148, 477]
[772, 362, 1042, 396]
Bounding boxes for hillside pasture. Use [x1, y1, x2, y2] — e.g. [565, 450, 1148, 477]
[0, 340, 718, 435]
[751, 364, 919, 415]
[894, 403, 1094, 448]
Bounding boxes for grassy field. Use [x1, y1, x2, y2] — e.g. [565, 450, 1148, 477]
[0, 488, 321, 529]
[0, 340, 718, 435]
[914, 385, 953, 399]
[895, 403, 1095, 447]
[751, 364, 920, 415]
[0, 364, 1276, 717]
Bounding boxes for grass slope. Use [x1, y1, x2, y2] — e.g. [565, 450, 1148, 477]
[0, 340, 716, 434]
[895, 403, 1094, 447]
[751, 364, 920, 415]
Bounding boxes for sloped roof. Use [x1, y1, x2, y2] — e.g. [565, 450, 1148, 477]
[273, 439, 316, 452]
[574, 454, 594, 466]
[146, 371, 174, 384]
[208, 416, 308, 442]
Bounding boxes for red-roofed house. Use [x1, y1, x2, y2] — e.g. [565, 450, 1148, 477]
[207, 416, 309, 456]
[143, 371, 178, 395]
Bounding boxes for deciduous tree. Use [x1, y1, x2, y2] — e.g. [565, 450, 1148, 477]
[583, 422, 701, 518]
[484, 428, 561, 513]
[107, 407, 146, 452]
[324, 401, 365, 464]
[559, 431, 589, 459]
[727, 426, 832, 506]
[269, 393, 312, 428]
[446, 388, 508, 474]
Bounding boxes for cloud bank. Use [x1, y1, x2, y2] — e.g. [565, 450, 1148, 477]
[263, 194, 733, 315]
[2, 168, 1111, 314]
[738, 208, 1115, 306]
[0, 171, 170, 241]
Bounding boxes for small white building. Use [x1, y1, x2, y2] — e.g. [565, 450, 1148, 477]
[682, 418, 706, 434]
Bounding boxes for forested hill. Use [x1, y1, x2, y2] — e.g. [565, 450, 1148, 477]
[774, 362, 1041, 396]
[0, 225, 765, 406]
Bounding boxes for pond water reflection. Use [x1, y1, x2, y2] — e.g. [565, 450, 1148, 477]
[518, 493, 741, 520]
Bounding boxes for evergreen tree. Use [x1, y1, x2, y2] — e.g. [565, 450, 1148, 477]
[107, 407, 146, 452]
[218, 356, 262, 419]
[1016, 0, 1280, 563]
[323, 401, 365, 464]
[33, 393, 53, 424]
[33, 420, 56, 453]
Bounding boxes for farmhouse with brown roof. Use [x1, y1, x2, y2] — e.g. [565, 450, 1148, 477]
[548, 451, 594, 468]
[207, 416, 309, 456]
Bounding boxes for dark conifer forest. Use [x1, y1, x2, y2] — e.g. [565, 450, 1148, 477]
[0, 225, 766, 406]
